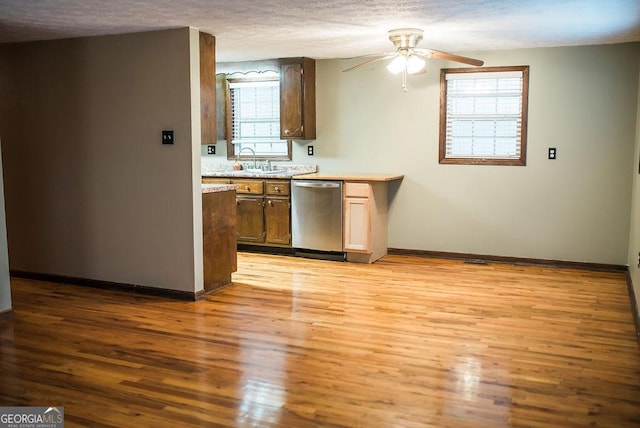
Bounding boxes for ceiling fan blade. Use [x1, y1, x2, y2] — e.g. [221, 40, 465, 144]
[341, 52, 395, 60]
[419, 49, 484, 67]
[342, 54, 396, 72]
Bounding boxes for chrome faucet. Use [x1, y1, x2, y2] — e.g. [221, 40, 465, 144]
[237, 147, 257, 170]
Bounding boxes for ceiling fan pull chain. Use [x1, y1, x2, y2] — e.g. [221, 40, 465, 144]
[402, 68, 408, 92]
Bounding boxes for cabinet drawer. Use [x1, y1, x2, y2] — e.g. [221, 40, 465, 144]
[202, 178, 231, 184]
[232, 180, 264, 194]
[344, 182, 370, 198]
[265, 181, 290, 196]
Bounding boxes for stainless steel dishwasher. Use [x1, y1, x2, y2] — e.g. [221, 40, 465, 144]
[291, 180, 344, 259]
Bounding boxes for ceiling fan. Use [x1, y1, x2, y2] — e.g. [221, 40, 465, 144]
[343, 28, 484, 91]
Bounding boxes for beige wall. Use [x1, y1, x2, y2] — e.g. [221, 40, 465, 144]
[627, 69, 640, 322]
[286, 43, 639, 265]
[0, 28, 204, 293]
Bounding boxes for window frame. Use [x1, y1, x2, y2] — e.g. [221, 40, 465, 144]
[439, 65, 530, 166]
[225, 75, 292, 161]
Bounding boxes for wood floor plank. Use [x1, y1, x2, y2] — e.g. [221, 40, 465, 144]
[1, 252, 639, 427]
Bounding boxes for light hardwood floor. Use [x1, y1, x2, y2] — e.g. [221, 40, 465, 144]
[1, 252, 639, 427]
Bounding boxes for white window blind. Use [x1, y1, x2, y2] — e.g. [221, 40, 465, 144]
[229, 79, 288, 157]
[442, 69, 527, 164]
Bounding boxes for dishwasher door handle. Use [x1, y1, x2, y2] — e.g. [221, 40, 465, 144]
[293, 181, 341, 189]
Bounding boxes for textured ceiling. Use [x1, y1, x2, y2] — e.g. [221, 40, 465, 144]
[0, 0, 639, 62]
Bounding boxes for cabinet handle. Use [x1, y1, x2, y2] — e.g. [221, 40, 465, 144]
[283, 129, 290, 135]
[274, 186, 280, 192]
[245, 185, 250, 191]
[267, 200, 273, 206]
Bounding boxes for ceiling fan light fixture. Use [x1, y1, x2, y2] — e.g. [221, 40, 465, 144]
[342, 27, 483, 92]
[386, 55, 407, 75]
[406, 55, 426, 74]
[386, 52, 425, 79]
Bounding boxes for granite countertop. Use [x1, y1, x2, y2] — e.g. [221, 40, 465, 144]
[202, 184, 237, 194]
[201, 161, 317, 179]
[202, 164, 317, 179]
[201, 160, 403, 182]
[204, 170, 302, 179]
[291, 173, 404, 182]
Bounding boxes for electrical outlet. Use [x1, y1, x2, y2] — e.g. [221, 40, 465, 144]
[548, 147, 557, 159]
[307, 145, 314, 156]
[637, 252, 640, 268]
[162, 130, 174, 145]
[207, 145, 216, 155]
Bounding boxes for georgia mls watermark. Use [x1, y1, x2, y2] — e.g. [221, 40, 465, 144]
[0, 407, 64, 428]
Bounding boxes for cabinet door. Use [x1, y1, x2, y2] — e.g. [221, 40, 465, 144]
[280, 61, 303, 139]
[265, 197, 291, 245]
[236, 197, 264, 243]
[215, 73, 231, 142]
[202, 190, 236, 292]
[199, 32, 216, 145]
[344, 196, 371, 252]
[280, 58, 316, 140]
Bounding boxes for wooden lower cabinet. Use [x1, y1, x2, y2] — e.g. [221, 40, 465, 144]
[202, 189, 237, 293]
[236, 196, 265, 243]
[343, 181, 388, 263]
[232, 178, 291, 248]
[344, 195, 370, 252]
[265, 197, 291, 245]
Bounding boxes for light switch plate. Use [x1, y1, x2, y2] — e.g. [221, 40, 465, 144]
[162, 130, 174, 145]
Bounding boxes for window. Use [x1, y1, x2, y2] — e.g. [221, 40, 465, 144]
[226, 76, 291, 160]
[439, 66, 529, 166]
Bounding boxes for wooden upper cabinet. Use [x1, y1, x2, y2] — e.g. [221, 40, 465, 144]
[215, 74, 231, 141]
[279, 57, 316, 140]
[199, 32, 216, 145]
